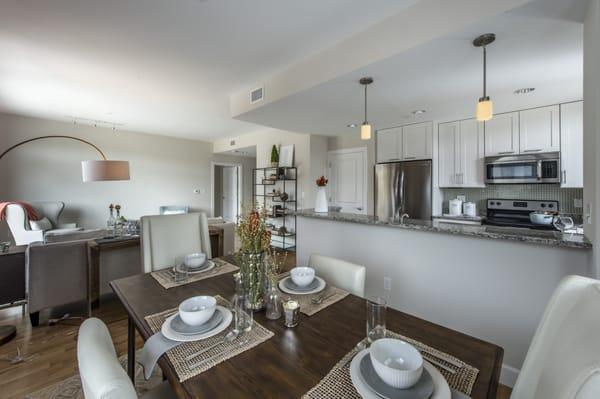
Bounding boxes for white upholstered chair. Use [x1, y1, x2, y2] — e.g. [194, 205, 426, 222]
[141, 212, 212, 273]
[78, 318, 176, 399]
[511, 275, 600, 399]
[308, 254, 366, 297]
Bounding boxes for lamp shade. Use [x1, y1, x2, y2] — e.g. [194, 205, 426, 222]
[361, 123, 372, 140]
[81, 160, 130, 182]
[476, 98, 493, 122]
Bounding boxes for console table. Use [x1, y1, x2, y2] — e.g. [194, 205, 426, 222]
[0, 245, 26, 345]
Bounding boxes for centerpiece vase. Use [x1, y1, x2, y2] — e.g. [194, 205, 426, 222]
[239, 251, 266, 311]
[314, 186, 328, 213]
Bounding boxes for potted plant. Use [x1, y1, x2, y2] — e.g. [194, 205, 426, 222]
[314, 176, 329, 213]
[236, 208, 271, 310]
[270, 145, 279, 168]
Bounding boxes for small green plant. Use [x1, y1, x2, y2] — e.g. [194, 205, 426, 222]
[270, 144, 279, 165]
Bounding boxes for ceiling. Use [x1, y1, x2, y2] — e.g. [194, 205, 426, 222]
[0, 0, 418, 141]
[235, 0, 585, 135]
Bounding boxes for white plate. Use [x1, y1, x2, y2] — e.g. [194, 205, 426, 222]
[350, 349, 451, 399]
[173, 260, 215, 275]
[279, 276, 326, 295]
[161, 305, 232, 342]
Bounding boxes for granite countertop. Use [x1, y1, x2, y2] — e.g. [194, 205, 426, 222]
[295, 209, 592, 249]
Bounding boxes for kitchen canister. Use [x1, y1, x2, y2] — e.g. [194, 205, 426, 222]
[449, 199, 463, 216]
[463, 202, 477, 217]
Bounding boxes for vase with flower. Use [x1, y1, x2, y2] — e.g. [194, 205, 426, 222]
[314, 175, 329, 213]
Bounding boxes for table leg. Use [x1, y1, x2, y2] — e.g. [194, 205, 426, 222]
[87, 244, 100, 310]
[128, 316, 135, 382]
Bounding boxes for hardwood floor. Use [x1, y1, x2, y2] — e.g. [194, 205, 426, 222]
[0, 250, 512, 399]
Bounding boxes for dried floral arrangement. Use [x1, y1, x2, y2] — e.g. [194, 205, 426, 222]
[265, 248, 287, 286]
[316, 175, 328, 187]
[237, 207, 271, 253]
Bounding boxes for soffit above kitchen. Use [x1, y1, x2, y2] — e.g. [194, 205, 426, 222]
[231, 0, 586, 136]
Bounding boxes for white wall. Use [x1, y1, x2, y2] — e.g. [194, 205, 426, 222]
[584, 0, 600, 278]
[0, 112, 242, 242]
[213, 128, 328, 209]
[296, 216, 592, 386]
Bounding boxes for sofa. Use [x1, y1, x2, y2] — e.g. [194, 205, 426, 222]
[5, 201, 104, 245]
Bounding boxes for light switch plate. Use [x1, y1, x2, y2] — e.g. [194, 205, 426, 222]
[574, 198, 583, 208]
[383, 277, 391, 291]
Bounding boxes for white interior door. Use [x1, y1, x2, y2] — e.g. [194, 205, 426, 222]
[328, 148, 367, 214]
[221, 166, 238, 222]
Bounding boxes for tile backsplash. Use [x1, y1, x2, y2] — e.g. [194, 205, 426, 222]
[441, 185, 583, 216]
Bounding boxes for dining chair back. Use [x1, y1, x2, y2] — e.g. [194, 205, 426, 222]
[511, 275, 600, 399]
[141, 212, 212, 273]
[78, 318, 138, 399]
[308, 253, 366, 297]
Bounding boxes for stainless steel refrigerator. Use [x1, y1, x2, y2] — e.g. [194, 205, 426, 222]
[375, 160, 432, 222]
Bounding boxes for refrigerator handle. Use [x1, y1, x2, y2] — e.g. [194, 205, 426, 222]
[399, 169, 405, 216]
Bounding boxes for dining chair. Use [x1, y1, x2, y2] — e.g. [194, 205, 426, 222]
[511, 275, 600, 399]
[140, 212, 212, 273]
[77, 318, 177, 399]
[308, 253, 366, 297]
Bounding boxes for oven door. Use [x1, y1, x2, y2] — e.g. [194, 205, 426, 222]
[485, 155, 560, 184]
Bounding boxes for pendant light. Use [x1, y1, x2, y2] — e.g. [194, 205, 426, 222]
[473, 33, 496, 122]
[359, 77, 373, 140]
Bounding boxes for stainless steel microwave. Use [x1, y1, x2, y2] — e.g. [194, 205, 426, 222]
[485, 152, 560, 184]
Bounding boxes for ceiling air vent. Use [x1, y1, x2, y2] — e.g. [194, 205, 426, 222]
[250, 86, 264, 103]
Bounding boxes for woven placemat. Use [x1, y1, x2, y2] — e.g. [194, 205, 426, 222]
[302, 331, 479, 398]
[278, 273, 350, 316]
[150, 258, 239, 289]
[144, 296, 273, 382]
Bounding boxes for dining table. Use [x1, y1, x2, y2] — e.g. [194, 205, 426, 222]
[110, 255, 503, 399]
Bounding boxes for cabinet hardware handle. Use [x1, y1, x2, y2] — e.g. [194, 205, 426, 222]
[498, 151, 515, 155]
[523, 149, 543, 153]
[404, 157, 416, 160]
[562, 170, 566, 184]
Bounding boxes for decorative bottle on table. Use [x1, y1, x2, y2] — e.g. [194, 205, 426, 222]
[107, 204, 116, 236]
[314, 175, 329, 213]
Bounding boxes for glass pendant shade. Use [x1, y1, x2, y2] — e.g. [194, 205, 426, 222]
[476, 97, 493, 122]
[361, 123, 372, 140]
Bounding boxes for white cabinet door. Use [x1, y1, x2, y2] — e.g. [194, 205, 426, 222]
[438, 122, 458, 187]
[519, 105, 560, 154]
[377, 128, 402, 163]
[560, 101, 583, 188]
[484, 112, 519, 156]
[402, 122, 432, 160]
[328, 148, 367, 214]
[458, 119, 485, 187]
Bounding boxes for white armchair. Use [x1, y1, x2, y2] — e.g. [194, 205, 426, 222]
[5, 201, 83, 245]
[207, 217, 236, 256]
[141, 212, 212, 273]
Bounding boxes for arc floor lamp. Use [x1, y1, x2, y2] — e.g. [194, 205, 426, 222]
[0, 135, 130, 182]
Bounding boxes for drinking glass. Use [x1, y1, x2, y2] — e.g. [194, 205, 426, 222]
[173, 256, 188, 284]
[366, 296, 387, 343]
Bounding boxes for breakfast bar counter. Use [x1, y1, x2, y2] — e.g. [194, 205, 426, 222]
[295, 209, 592, 249]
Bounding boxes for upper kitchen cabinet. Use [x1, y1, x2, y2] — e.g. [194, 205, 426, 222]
[484, 112, 519, 156]
[519, 105, 560, 154]
[376, 127, 402, 163]
[402, 122, 433, 160]
[560, 101, 583, 188]
[438, 119, 484, 188]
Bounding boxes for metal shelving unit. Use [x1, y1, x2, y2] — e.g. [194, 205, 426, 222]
[253, 166, 297, 251]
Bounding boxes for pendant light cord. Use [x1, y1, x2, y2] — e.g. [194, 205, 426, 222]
[483, 46, 487, 98]
[364, 84, 368, 123]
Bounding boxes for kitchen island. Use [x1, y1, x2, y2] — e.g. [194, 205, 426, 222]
[295, 209, 592, 387]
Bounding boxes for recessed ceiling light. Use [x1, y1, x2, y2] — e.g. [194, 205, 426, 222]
[347, 123, 357, 128]
[412, 110, 427, 115]
[514, 87, 535, 95]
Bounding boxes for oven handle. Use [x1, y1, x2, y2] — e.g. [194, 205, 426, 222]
[537, 160, 543, 181]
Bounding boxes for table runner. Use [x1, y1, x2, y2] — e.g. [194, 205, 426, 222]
[144, 296, 273, 382]
[302, 331, 479, 398]
[277, 273, 350, 316]
[150, 258, 239, 289]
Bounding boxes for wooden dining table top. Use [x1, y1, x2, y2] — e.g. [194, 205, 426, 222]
[110, 257, 503, 399]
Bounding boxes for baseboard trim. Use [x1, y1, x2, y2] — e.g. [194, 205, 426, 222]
[500, 363, 520, 387]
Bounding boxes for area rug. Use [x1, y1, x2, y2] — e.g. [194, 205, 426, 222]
[25, 351, 163, 399]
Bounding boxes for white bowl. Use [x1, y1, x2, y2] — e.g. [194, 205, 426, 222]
[290, 267, 315, 287]
[178, 296, 216, 326]
[184, 253, 207, 268]
[370, 338, 424, 389]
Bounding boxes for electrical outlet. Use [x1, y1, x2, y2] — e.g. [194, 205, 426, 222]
[457, 195, 466, 202]
[383, 277, 391, 291]
[574, 198, 583, 208]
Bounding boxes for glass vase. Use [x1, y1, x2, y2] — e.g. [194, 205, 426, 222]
[239, 251, 266, 311]
[265, 280, 282, 320]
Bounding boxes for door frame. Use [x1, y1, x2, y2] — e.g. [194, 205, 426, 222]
[327, 147, 368, 214]
[210, 162, 243, 222]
